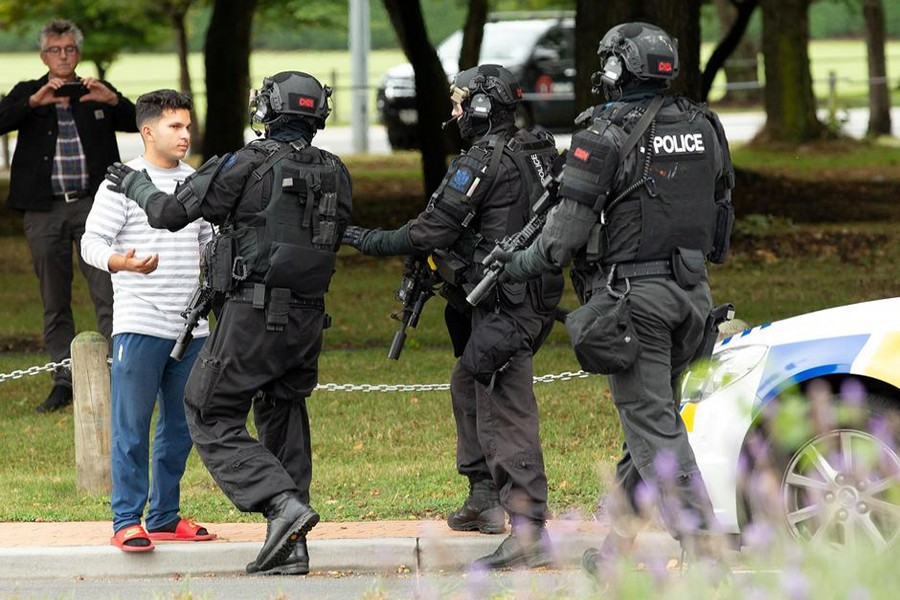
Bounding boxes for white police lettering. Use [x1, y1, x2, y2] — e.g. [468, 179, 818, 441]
[652, 133, 705, 155]
[530, 154, 546, 180]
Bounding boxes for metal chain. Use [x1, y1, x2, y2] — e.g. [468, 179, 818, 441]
[0, 358, 71, 384]
[0, 359, 593, 392]
[314, 370, 593, 393]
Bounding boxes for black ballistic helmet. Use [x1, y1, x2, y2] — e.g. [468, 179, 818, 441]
[450, 64, 523, 112]
[450, 64, 522, 140]
[250, 71, 333, 130]
[593, 22, 679, 94]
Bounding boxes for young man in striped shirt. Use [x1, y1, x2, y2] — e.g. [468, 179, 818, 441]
[81, 90, 216, 552]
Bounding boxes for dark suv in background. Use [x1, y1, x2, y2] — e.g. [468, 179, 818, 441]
[376, 13, 576, 150]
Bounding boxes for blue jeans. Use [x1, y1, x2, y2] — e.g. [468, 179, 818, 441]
[110, 333, 203, 533]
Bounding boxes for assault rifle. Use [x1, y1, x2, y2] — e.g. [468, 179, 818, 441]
[170, 284, 216, 361]
[466, 150, 568, 307]
[388, 255, 439, 360]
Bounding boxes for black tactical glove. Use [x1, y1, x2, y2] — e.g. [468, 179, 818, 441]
[341, 225, 370, 250]
[106, 162, 151, 197]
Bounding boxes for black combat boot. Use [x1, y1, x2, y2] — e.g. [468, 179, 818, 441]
[35, 383, 72, 413]
[255, 491, 319, 572]
[447, 478, 506, 534]
[247, 535, 309, 575]
[582, 530, 636, 579]
[472, 520, 553, 570]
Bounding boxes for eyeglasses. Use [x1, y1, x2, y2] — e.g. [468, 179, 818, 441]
[42, 46, 79, 56]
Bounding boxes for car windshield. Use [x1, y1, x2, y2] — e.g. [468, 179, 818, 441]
[437, 21, 550, 66]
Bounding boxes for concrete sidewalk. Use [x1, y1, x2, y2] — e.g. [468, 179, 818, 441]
[0, 520, 683, 580]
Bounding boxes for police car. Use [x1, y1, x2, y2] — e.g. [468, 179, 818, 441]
[680, 297, 900, 551]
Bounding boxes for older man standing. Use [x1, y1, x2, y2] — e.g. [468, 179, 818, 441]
[0, 19, 137, 412]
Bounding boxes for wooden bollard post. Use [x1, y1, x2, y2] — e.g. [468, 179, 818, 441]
[71, 331, 111, 495]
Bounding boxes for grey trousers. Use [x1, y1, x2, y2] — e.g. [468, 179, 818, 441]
[23, 198, 113, 382]
[603, 277, 720, 540]
[451, 294, 556, 524]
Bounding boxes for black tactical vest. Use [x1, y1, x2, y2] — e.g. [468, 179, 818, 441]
[231, 139, 349, 298]
[600, 98, 720, 265]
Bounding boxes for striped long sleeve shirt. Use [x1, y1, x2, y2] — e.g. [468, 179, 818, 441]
[81, 156, 214, 340]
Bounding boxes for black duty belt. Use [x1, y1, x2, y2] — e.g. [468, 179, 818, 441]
[52, 190, 91, 203]
[226, 283, 324, 309]
[614, 259, 672, 281]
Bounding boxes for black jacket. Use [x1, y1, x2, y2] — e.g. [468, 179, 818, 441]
[0, 74, 137, 212]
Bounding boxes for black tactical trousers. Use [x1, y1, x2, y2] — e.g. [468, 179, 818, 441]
[183, 298, 324, 512]
[603, 277, 720, 542]
[451, 296, 555, 524]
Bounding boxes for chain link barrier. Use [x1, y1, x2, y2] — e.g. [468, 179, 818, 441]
[0, 358, 592, 392]
[0, 358, 71, 384]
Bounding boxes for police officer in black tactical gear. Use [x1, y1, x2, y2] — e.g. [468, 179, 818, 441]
[342, 64, 564, 570]
[105, 71, 352, 576]
[502, 23, 736, 576]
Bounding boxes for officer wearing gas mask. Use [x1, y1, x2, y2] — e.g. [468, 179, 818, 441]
[342, 64, 564, 570]
[105, 71, 352, 576]
[503, 23, 735, 575]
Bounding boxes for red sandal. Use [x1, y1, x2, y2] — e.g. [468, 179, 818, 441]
[111, 524, 155, 552]
[147, 518, 217, 542]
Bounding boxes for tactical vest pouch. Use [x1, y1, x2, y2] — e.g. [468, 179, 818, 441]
[499, 281, 527, 306]
[672, 247, 706, 290]
[460, 312, 523, 386]
[565, 290, 639, 375]
[203, 232, 238, 293]
[431, 248, 469, 287]
[264, 242, 336, 298]
[531, 270, 565, 313]
[710, 200, 734, 264]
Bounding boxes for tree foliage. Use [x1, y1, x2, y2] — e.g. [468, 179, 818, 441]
[0, 0, 169, 78]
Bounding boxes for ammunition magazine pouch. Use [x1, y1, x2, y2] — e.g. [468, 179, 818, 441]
[431, 248, 470, 287]
[710, 198, 734, 264]
[202, 231, 246, 293]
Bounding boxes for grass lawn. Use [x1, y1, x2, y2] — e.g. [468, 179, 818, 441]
[0, 222, 899, 523]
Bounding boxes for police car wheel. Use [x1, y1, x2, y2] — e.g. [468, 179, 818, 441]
[738, 392, 900, 552]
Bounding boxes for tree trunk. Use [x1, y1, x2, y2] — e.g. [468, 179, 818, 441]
[758, 0, 825, 143]
[863, 0, 891, 136]
[202, 0, 257, 160]
[574, 0, 627, 114]
[575, 0, 703, 110]
[168, 1, 202, 150]
[645, 0, 702, 100]
[459, 0, 488, 71]
[705, 0, 761, 105]
[383, 0, 450, 197]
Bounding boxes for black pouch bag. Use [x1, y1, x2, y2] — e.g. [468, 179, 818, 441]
[460, 312, 523, 386]
[265, 243, 336, 297]
[565, 286, 639, 375]
[671, 247, 706, 290]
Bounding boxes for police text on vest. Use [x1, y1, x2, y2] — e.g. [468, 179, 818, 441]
[652, 133, 705, 155]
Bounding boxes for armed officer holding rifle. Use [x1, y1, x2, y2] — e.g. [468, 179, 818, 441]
[499, 23, 735, 576]
[105, 72, 352, 576]
[342, 64, 563, 570]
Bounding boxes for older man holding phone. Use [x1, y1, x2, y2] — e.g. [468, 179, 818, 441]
[0, 18, 137, 413]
